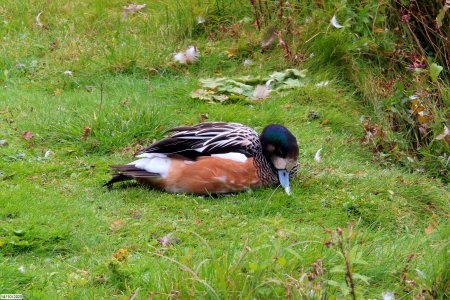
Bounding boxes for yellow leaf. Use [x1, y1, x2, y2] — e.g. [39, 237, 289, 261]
[112, 248, 129, 261]
[225, 48, 237, 58]
[417, 115, 429, 124]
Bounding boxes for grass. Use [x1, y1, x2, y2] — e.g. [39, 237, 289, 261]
[1, 0, 449, 299]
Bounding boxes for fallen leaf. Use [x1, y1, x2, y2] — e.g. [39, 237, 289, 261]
[85, 85, 94, 92]
[373, 28, 385, 33]
[81, 126, 91, 141]
[194, 219, 202, 225]
[22, 131, 33, 140]
[425, 224, 434, 235]
[225, 48, 237, 58]
[0, 139, 8, 147]
[112, 248, 129, 261]
[321, 119, 329, 125]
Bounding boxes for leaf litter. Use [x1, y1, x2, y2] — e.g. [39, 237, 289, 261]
[191, 69, 307, 103]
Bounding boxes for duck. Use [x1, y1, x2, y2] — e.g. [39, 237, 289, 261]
[105, 122, 299, 195]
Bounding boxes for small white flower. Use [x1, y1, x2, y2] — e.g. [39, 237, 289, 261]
[252, 85, 271, 100]
[314, 148, 322, 162]
[309, 53, 315, 59]
[185, 45, 199, 63]
[173, 52, 187, 64]
[381, 291, 395, 300]
[330, 15, 344, 29]
[407, 156, 414, 163]
[18, 265, 26, 273]
[409, 94, 418, 100]
[64, 70, 73, 76]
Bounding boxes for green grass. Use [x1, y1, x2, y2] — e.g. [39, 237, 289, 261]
[1, 1, 449, 299]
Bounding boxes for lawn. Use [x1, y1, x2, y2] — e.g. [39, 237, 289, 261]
[1, 1, 449, 299]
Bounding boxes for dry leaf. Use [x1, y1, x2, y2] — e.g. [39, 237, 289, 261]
[194, 219, 202, 225]
[373, 28, 385, 33]
[22, 131, 33, 140]
[81, 126, 91, 141]
[425, 224, 434, 235]
[226, 48, 237, 58]
[112, 248, 129, 261]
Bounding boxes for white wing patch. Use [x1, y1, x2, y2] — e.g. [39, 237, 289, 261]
[129, 153, 171, 178]
[211, 152, 248, 163]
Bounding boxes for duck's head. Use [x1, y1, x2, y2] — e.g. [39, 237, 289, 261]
[261, 124, 299, 195]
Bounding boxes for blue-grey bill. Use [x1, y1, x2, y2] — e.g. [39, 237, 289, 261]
[278, 169, 291, 195]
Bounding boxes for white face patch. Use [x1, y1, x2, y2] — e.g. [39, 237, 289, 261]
[129, 153, 171, 178]
[271, 156, 287, 170]
[211, 152, 248, 163]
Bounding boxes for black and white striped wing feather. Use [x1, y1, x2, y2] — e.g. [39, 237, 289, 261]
[142, 122, 260, 158]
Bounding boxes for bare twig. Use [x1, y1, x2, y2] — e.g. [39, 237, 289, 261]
[336, 226, 356, 300]
[250, 0, 261, 30]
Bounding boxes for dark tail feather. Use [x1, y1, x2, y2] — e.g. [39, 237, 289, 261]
[104, 164, 160, 188]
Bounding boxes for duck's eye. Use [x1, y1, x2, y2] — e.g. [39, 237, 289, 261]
[276, 149, 285, 157]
